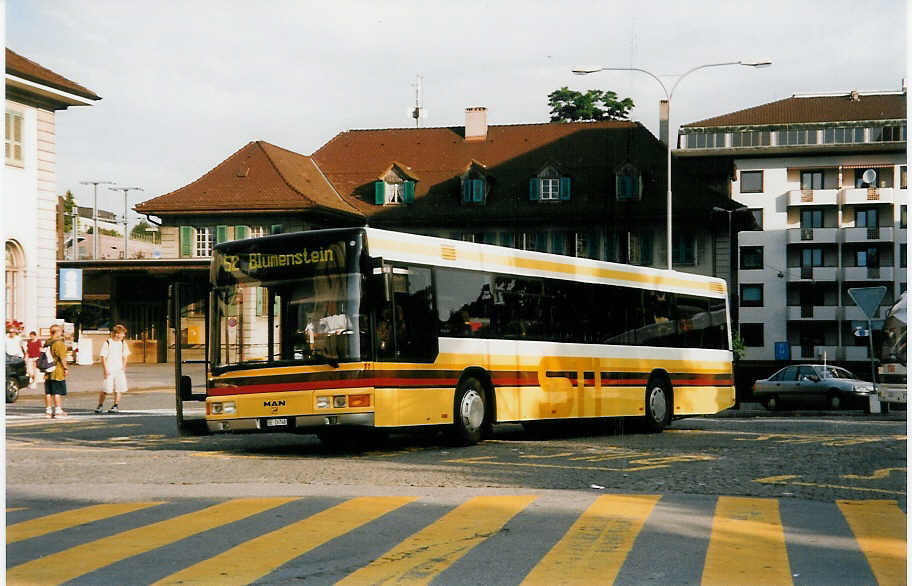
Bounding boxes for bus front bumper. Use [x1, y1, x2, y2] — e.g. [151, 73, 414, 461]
[207, 413, 375, 433]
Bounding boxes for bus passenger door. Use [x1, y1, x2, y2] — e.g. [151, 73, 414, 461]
[169, 282, 208, 436]
[376, 264, 436, 363]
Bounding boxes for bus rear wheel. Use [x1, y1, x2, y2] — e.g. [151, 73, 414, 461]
[644, 378, 672, 433]
[451, 377, 487, 445]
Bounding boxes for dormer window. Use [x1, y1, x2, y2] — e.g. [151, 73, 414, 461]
[373, 164, 416, 205]
[529, 165, 571, 201]
[461, 161, 489, 205]
[616, 163, 642, 201]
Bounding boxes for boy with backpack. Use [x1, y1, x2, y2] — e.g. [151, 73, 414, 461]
[95, 324, 130, 414]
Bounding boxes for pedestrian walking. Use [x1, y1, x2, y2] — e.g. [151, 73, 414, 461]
[96, 324, 130, 414]
[44, 324, 68, 418]
[25, 331, 42, 389]
[6, 325, 25, 358]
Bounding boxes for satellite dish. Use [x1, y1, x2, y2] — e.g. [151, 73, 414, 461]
[862, 169, 877, 185]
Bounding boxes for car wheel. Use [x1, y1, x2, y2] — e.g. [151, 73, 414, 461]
[644, 377, 672, 433]
[827, 392, 842, 410]
[6, 377, 19, 403]
[451, 376, 487, 445]
[765, 396, 778, 411]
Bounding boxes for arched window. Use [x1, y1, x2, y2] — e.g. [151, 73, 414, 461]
[5, 240, 25, 322]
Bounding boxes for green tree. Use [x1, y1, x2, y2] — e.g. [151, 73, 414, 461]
[547, 87, 634, 122]
[131, 219, 160, 243]
[61, 190, 76, 232]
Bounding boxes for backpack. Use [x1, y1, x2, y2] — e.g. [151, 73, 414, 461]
[37, 346, 56, 373]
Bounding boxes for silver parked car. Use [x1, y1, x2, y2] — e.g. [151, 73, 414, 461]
[752, 364, 876, 410]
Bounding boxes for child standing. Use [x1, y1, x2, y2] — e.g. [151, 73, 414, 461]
[25, 331, 42, 389]
[95, 324, 130, 414]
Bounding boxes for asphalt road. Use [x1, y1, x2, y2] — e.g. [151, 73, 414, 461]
[5, 366, 906, 584]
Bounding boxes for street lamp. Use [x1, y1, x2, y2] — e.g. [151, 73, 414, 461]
[572, 60, 772, 269]
[80, 180, 114, 259]
[109, 186, 144, 259]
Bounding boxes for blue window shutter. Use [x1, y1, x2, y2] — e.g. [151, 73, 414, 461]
[234, 225, 248, 240]
[374, 181, 385, 205]
[404, 181, 415, 203]
[529, 178, 540, 201]
[216, 225, 228, 244]
[559, 177, 571, 200]
[462, 181, 471, 203]
[179, 226, 193, 257]
[472, 179, 484, 202]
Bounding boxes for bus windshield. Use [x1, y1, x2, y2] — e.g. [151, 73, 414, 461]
[211, 231, 368, 368]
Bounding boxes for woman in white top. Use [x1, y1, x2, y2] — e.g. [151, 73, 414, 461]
[5, 327, 25, 358]
[95, 324, 130, 414]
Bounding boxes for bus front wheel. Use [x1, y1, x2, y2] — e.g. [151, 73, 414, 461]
[452, 377, 487, 445]
[644, 378, 672, 433]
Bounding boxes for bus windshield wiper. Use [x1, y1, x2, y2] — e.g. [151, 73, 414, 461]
[311, 353, 340, 368]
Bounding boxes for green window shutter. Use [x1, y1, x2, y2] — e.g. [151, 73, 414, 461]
[235, 225, 249, 240]
[559, 177, 571, 200]
[483, 232, 496, 244]
[472, 180, 484, 203]
[641, 232, 653, 265]
[552, 233, 564, 254]
[374, 181, 385, 205]
[500, 232, 514, 248]
[271, 224, 282, 235]
[605, 231, 615, 261]
[536, 232, 547, 252]
[529, 178, 540, 201]
[256, 287, 265, 316]
[462, 181, 472, 203]
[216, 225, 228, 244]
[179, 226, 193, 258]
[404, 181, 415, 203]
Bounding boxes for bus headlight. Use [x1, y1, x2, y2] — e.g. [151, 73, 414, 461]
[333, 395, 346, 408]
[316, 396, 330, 409]
[210, 401, 236, 415]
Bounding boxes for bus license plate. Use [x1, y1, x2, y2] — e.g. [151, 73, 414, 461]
[265, 418, 288, 427]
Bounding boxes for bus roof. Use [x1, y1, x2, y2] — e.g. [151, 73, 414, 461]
[363, 227, 728, 299]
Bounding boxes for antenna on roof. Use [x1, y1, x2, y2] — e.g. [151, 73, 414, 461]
[408, 74, 428, 128]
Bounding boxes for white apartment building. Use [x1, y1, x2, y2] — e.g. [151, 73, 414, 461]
[679, 90, 906, 369]
[4, 49, 99, 333]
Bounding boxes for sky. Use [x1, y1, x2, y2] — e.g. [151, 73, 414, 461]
[6, 0, 908, 227]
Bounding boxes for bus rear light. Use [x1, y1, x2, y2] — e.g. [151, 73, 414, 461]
[349, 394, 370, 407]
[333, 395, 346, 408]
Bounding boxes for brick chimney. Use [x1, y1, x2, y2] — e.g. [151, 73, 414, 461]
[465, 107, 488, 142]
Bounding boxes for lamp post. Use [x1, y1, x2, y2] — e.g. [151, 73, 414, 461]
[109, 186, 144, 259]
[572, 60, 771, 269]
[80, 180, 114, 259]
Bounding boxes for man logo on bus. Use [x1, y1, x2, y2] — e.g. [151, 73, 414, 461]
[264, 400, 286, 407]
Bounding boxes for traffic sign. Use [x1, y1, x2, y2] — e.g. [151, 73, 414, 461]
[848, 286, 887, 319]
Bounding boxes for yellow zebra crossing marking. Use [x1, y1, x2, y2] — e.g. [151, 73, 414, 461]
[337, 495, 536, 585]
[702, 497, 791, 585]
[7, 502, 163, 544]
[837, 500, 907, 586]
[7, 497, 296, 585]
[522, 494, 660, 585]
[5, 496, 907, 585]
[152, 496, 416, 586]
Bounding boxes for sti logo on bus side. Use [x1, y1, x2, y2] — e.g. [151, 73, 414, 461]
[264, 400, 286, 407]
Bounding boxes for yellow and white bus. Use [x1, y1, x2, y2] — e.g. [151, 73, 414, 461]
[175, 227, 733, 444]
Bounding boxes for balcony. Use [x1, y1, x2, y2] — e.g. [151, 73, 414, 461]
[787, 266, 838, 282]
[843, 346, 873, 361]
[787, 227, 838, 244]
[787, 305, 838, 321]
[788, 189, 839, 207]
[843, 266, 894, 282]
[844, 305, 890, 321]
[791, 345, 839, 361]
[843, 226, 894, 243]
[842, 186, 896, 206]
